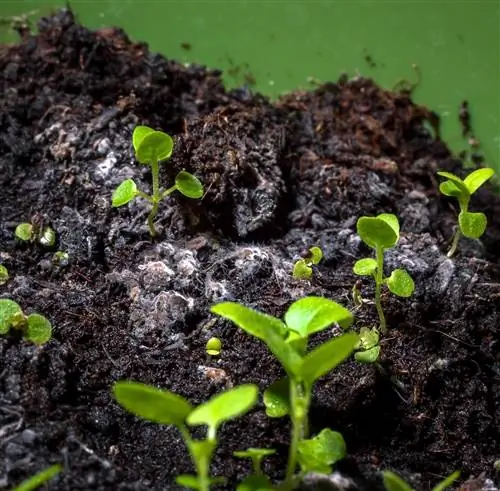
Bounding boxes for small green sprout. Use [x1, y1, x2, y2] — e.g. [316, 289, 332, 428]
[234, 448, 276, 490]
[15, 223, 33, 241]
[15, 222, 56, 247]
[112, 125, 204, 237]
[0, 265, 9, 285]
[354, 327, 380, 364]
[353, 213, 414, 333]
[382, 469, 460, 491]
[206, 337, 222, 356]
[437, 168, 495, 257]
[292, 246, 323, 280]
[12, 464, 62, 491]
[113, 381, 258, 491]
[0, 299, 52, 344]
[212, 297, 358, 489]
[52, 251, 69, 267]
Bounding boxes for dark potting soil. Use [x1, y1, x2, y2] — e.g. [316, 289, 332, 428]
[0, 9, 499, 491]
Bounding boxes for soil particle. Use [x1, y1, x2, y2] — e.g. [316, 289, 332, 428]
[0, 8, 499, 491]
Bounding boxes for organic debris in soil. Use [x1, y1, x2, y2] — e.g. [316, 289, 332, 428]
[0, 9, 499, 491]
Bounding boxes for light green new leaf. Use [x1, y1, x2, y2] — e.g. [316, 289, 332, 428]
[437, 171, 469, 196]
[236, 474, 274, 491]
[15, 223, 33, 242]
[292, 259, 312, 280]
[382, 471, 414, 491]
[263, 377, 290, 418]
[13, 464, 62, 491]
[385, 269, 415, 298]
[113, 381, 193, 426]
[300, 332, 358, 384]
[187, 384, 258, 431]
[175, 171, 204, 199]
[458, 210, 487, 238]
[297, 428, 346, 474]
[439, 180, 463, 198]
[136, 131, 174, 163]
[463, 168, 495, 195]
[175, 475, 201, 490]
[233, 448, 276, 460]
[357, 326, 379, 349]
[308, 246, 323, 265]
[0, 265, 8, 285]
[0, 299, 22, 334]
[353, 258, 377, 276]
[377, 213, 400, 238]
[132, 125, 155, 153]
[432, 471, 461, 491]
[284, 297, 353, 338]
[25, 313, 52, 344]
[112, 179, 137, 207]
[354, 345, 380, 364]
[357, 216, 398, 250]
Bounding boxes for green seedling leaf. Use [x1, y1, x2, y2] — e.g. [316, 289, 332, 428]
[382, 471, 413, 491]
[136, 131, 174, 163]
[354, 345, 380, 364]
[263, 377, 290, 418]
[132, 125, 155, 153]
[234, 448, 276, 460]
[463, 168, 495, 195]
[439, 180, 463, 198]
[236, 474, 274, 491]
[353, 258, 377, 276]
[113, 381, 193, 426]
[458, 210, 487, 238]
[175, 171, 204, 199]
[307, 246, 323, 265]
[377, 213, 400, 239]
[385, 269, 415, 297]
[297, 428, 346, 474]
[13, 464, 62, 491]
[0, 299, 22, 334]
[284, 297, 353, 338]
[175, 475, 201, 489]
[25, 313, 52, 344]
[357, 326, 379, 349]
[52, 251, 69, 267]
[301, 332, 358, 384]
[39, 227, 56, 247]
[205, 337, 222, 356]
[112, 179, 138, 207]
[292, 259, 312, 280]
[0, 265, 9, 285]
[432, 471, 461, 491]
[437, 171, 469, 196]
[187, 384, 258, 432]
[15, 223, 33, 242]
[357, 216, 398, 249]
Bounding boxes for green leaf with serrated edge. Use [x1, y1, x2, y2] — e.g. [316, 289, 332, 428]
[382, 471, 414, 491]
[292, 259, 312, 280]
[25, 313, 52, 344]
[112, 179, 137, 207]
[211, 303, 302, 375]
[13, 464, 62, 491]
[132, 125, 155, 153]
[385, 269, 415, 298]
[0, 299, 22, 334]
[236, 474, 274, 491]
[308, 246, 323, 265]
[432, 471, 461, 491]
[353, 258, 377, 276]
[439, 180, 463, 198]
[113, 381, 192, 426]
[377, 213, 400, 239]
[357, 217, 398, 249]
[297, 428, 346, 474]
[284, 297, 353, 338]
[175, 171, 204, 199]
[15, 223, 33, 241]
[463, 168, 495, 195]
[136, 131, 174, 163]
[354, 345, 380, 364]
[187, 385, 258, 431]
[263, 377, 290, 418]
[458, 210, 487, 238]
[437, 171, 469, 194]
[300, 332, 358, 385]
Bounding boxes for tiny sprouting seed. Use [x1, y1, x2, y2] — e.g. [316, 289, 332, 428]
[0, 299, 52, 344]
[15, 222, 56, 248]
[211, 297, 358, 489]
[354, 327, 380, 364]
[206, 337, 222, 356]
[12, 464, 62, 491]
[52, 251, 70, 267]
[353, 213, 414, 333]
[15, 223, 33, 241]
[112, 125, 204, 237]
[233, 448, 276, 476]
[292, 246, 323, 280]
[0, 265, 9, 285]
[113, 381, 258, 491]
[437, 168, 495, 257]
[382, 469, 460, 491]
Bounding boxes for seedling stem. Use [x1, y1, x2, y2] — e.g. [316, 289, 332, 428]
[375, 246, 386, 333]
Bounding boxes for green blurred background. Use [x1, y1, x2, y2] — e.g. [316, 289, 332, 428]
[1, 0, 499, 171]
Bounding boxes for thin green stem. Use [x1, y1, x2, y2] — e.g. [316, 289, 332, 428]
[375, 246, 387, 333]
[147, 159, 160, 237]
[136, 190, 154, 203]
[180, 426, 211, 491]
[160, 184, 178, 200]
[447, 226, 461, 258]
[147, 202, 159, 237]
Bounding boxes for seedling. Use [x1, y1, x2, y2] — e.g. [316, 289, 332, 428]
[292, 246, 323, 280]
[15, 222, 56, 247]
[52, 251, 69, 268]
[437, 168, 495, 257]
[354, 327, 380, 364]
[0, 265, 9, 285]
[12, 464, 62, 491]
[234, 448, 276, 490]
[0, 299, 52, 344]
[112, 126, 204, 237]
[212, 297, 358, 489]
[353, 214, 414, 333]
[382, 469, 460, 491]
[113, 381, 258, 491]
[205, 337, 222, 356]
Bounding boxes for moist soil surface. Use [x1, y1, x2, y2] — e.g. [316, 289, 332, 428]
[0, 10, 499, 491]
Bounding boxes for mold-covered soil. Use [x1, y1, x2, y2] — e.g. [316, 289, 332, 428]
[1, 10, 499, 491]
